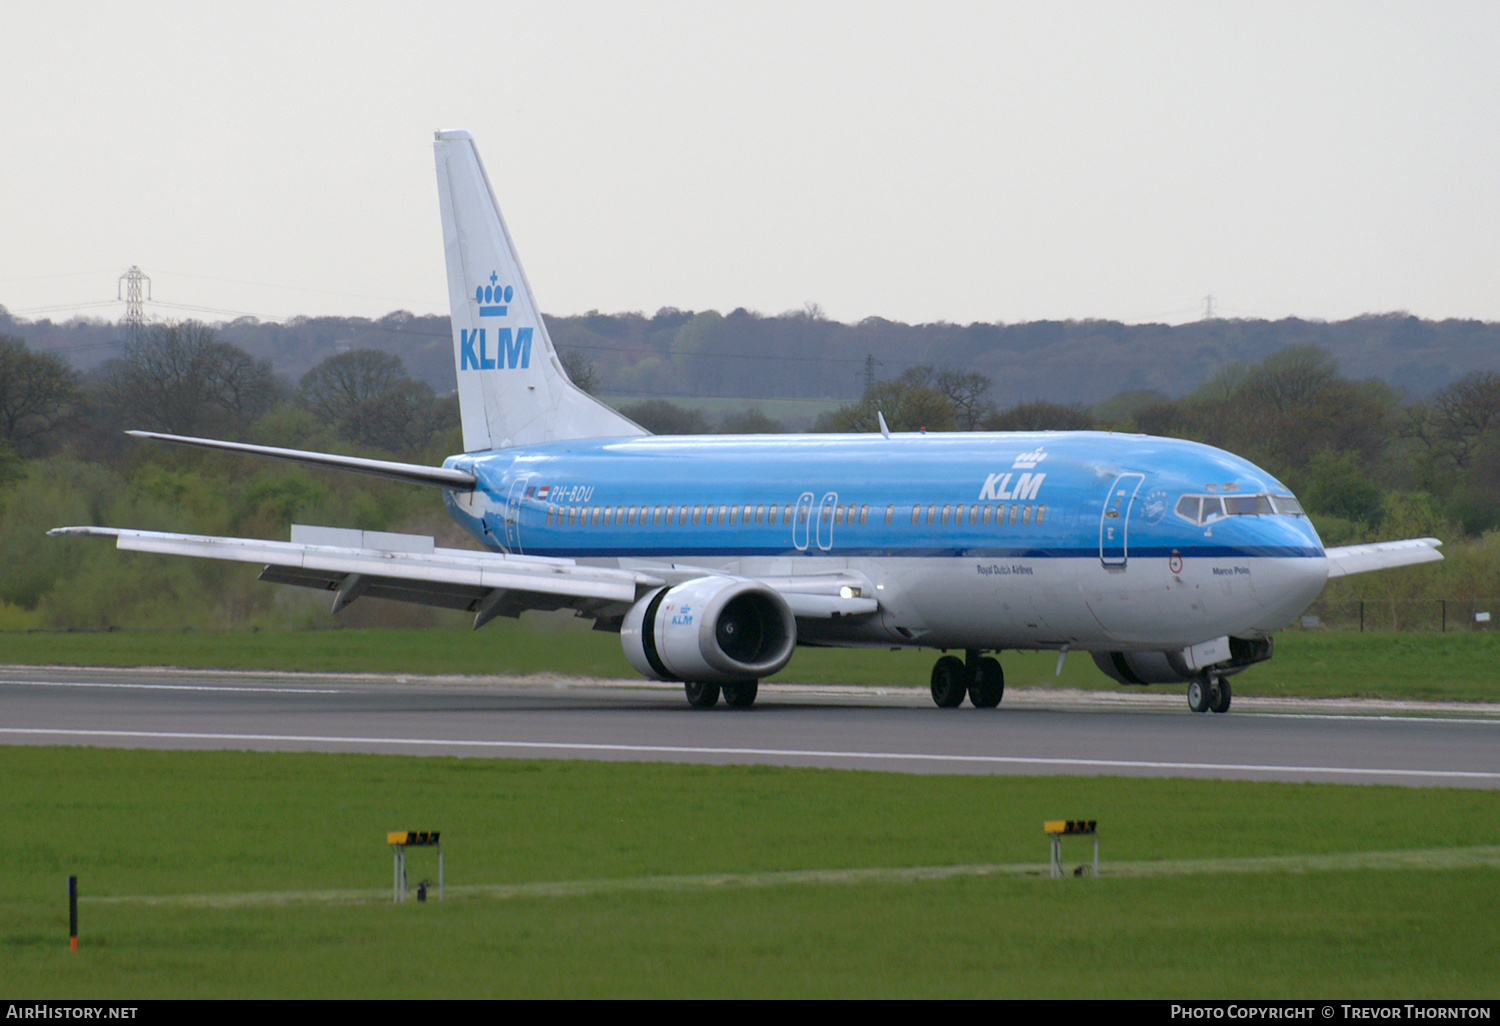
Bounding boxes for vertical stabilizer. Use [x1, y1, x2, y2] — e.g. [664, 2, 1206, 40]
[434, 130, 644, 451]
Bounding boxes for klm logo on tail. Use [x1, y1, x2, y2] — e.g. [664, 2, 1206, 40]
[460, 328, 532, 370]
[476, 271, 513, 317]
[462, 270, 531, 370]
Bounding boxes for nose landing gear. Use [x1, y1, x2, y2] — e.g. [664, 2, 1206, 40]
[1188, 674, 1232, 714]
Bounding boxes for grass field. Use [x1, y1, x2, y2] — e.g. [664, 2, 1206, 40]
[3, 747, 1498, 998]
[6, 620, 1500, 702]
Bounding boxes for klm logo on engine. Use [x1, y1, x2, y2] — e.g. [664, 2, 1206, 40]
[979, 472, 1045, 501]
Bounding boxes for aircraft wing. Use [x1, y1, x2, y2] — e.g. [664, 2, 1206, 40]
[49, 525, 665, 627]
[47, 525, 881, 626]
[1323, 537, 1443, 578]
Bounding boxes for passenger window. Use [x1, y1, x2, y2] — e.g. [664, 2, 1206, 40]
[1009, 505, 1018, 525]
[692, 505, 702, 525]
[885, 505, 894, 525]
[911, 505, 920, 525]
[1022, 504, 1032, 525]
[982, 505, 992, 525]
[941, 504, 951, 524]
[1036, 504, 1046, 524]
[860, 504, 869, 525]
[547, 505, 556, 526]
[927, 504, 937, 525]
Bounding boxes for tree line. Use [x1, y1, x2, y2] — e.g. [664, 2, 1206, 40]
[0, 321, 1496, 630]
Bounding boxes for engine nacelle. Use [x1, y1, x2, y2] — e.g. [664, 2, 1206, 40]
[621, 577, 797, 683]
[1092, 636, 1274, 686]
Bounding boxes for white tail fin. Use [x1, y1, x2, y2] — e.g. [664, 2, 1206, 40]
[434, 129, 643, 451]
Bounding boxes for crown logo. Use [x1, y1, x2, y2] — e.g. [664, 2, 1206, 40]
[475, 271, 513, 317]
[1013, 448, 1047, 469]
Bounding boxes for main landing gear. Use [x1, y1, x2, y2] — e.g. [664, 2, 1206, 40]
[930, 650, 1005, 709]
[1187, 674, 1232, 714]
[684, 680, 759, 709]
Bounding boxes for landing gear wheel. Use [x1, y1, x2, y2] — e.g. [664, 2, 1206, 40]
[1187, 676, 1212, 713]
[722, 680, 759, 709]
[684, 682, 721, 709]
[970, 656, 1005, 708]
[931, 656, 968, 708]
[1210, 677, 1232, 714]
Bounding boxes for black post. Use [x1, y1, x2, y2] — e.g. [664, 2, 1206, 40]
[68, 875, 77, 952]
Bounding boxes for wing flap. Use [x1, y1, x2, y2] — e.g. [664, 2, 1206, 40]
[1324, 537, 1444, 577]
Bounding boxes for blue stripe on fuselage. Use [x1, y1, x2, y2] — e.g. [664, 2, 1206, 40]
[442, 431, 1325, 561]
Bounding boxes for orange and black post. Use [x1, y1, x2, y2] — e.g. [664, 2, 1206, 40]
[68, 875, 77, 952]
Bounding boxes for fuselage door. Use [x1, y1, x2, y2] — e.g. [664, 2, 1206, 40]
[503, 478, 526, 554]
[815, 491, 838, 552]
[1099, 472, 1144, 567]
[792, 491, 814, 551]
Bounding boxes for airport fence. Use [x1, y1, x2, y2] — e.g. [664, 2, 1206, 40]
[1293, 598, 1499, 632]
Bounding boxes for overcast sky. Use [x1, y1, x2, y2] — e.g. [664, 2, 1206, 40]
[2, 1, 1497, 328]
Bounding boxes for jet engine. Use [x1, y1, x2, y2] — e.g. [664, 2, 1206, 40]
[1092, 636, 1273, 685]
[621, 577, 797, 683]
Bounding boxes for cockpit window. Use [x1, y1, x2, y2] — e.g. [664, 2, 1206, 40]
[1223, 494, 1274, 517]
[1176, 491, 1294, 525]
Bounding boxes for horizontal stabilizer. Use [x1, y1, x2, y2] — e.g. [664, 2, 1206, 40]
[1324, 537, 1443, 577]
[126, 431, 476, 490]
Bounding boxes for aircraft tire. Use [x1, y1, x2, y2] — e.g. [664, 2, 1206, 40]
[722, 680, 759, 709]
[684, 682, 721, 709]
[1210, 677, 1232, 714]
[1187, 676, 1212, 713]
[931, 656, 968, 708]
[970, 656, 1005, 708]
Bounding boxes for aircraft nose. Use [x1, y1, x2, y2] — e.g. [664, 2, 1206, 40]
[1247, 520, 1329, 631]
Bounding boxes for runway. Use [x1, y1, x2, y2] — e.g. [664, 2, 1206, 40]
[3, 666, 1498, 787]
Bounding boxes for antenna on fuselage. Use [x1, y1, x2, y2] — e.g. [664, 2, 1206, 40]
[877, 411, 890, 439]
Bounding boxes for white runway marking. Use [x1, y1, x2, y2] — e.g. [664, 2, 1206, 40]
[2, 679, 343, 694]
[4, 726, 1496, 782]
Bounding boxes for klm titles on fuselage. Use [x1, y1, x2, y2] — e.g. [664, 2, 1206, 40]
[461, 271, 532, 370]
[978, 447, 1048, 502]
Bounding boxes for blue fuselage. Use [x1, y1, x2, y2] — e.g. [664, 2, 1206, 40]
[442, 431, 1328, 652]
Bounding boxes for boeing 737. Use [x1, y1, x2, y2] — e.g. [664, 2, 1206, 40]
[52, 130, 1444, 713]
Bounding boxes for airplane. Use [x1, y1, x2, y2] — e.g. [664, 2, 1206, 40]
[51, 129, 1445, 714]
